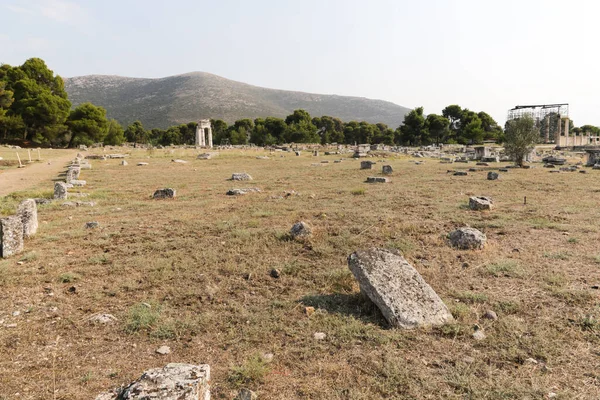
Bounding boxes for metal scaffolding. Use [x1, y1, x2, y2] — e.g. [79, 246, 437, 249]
[507, 104, 569, 143]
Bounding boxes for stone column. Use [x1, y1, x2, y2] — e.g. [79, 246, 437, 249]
[207, 128, 213, 148]
[545, 115, 550, 143]
[556, 116, 561, 145]
[564, 118, 570, 147]
[195, 125, 201, 146]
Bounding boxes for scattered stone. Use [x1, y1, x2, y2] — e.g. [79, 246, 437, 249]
[156, 345, 171, 355]
[313, 332, 326, 340]
[12, 311, 20, 317]
[85, 154, 106, 160]
[382, 165, 393, 175]
[137, 162, 149, 166]
[453, 171, 468, 176]
[171, 159, 188, 164]
[196, 153, 213, 160]
[153, 188, 176, 199]
[483, 310, 498, 320]
[121, 160, 128, 166]
[449, 227, 487, 250]
[360, 161, 374, 170]
[472, 330, 486, 340]
[304, 306, 315, 317]
[487, 172, 499, 180]
[88, 313, 117, 324]
[34, 198, 52, 205]
[256, 156, 269, 160]
[524, 358, 538, 365]
[17, 199, 38, 238]
[476, 162, 489, 166]
[469, 196, 493, 211]
[227, 188, 261, 196]
[347, 248, 453, 329]
[290, 221, 312, 239]
[270, 268, 281, 278]
[498, 168, 509, 172]
[544, 164, 556, 168]
[85, 221, 99, 229]
[468, 168, 479, 172]
[261, 353, 273, 363]
[54, 182, 68, 199]
[70, 179, 86, 187]
[366, 176, 390, 183]
[320, 160, 329, 164]
[235, 388, 258, 400]
[549, 170, 560, 173]
[334, 160, 342, 163]
[95, 363, 210, 400]
[295, 151, 301, 156]
[0, 216, 24, 258]
[62, 201, 96, 207]
[579, 170, 587, 174]
[231, 173, 253, 181]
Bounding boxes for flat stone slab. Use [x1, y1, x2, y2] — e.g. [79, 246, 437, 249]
[231, 173, 252, 181]
[95, 363, 210, 400]
[453, 171, 468, 176]
[347, 248, 453, 329]
[366, 176, 390, 183]
[227, 188, 261, 195]
[1, 215, 24, 258]
[70, 180, 86, 187]
[137, 162, 149, 166]
[171, 159, 188, 164]
[487, 172, 499, 180]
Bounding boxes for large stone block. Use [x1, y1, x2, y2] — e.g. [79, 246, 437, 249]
[469, 196, 493, 211]
[17, 199, 38, 238]
[449, 227, 486, 249]
[54, 182, 68, 199]
[347, 248, 453, 329]
[153, 188, 176, 199]
[95, 363, 210, 400]
[231, 173, 252, 181]
[1, 215, 24, 258]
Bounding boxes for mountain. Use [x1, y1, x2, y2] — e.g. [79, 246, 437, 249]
[64, 72, 410, 129]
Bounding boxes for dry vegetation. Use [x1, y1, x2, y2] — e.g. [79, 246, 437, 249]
[0, 147, 599, 399]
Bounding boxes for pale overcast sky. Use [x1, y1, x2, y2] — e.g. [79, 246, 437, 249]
[1, 0, 597, 126]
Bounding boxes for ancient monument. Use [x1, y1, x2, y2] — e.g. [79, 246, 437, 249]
[195, 119, 213, 148]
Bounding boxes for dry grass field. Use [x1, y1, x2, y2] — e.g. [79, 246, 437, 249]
[0, 147, 599, 399]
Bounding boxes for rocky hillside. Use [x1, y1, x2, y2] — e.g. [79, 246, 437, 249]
[64, 72, 410, 129]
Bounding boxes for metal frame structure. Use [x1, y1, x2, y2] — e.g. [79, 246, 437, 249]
[507, 103, 569, 121]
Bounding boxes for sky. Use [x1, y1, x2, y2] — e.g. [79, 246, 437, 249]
[1, 0, 598, 126]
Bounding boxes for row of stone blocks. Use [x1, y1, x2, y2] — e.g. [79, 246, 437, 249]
[0, 199, 38, 258]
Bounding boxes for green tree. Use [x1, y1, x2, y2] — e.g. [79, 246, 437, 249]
[0, 81, 14, 123]
[425, 114, 450, 145]
[125, 120, 148, 143]
[103, 119, 125, 145]
[397, 107, 428, 145]
[210, 119, 228, 145]
[264, 117, 287, 143]
[504, 114, 538, 167]
[477, 111, 502, 140]
[8, 58, 71, 143]
[284, 109, 318, 143]
[66, 102, 108, 147]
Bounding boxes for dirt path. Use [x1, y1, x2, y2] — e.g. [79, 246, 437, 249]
[0, 150, 78, 197]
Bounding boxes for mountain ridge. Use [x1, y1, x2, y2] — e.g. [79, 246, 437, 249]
[64, 72, 411, 129]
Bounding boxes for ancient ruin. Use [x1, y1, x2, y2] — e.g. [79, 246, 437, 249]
[195, 119, 213, 148]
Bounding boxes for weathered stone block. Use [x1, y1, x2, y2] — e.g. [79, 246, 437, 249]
[449, 227, 486, 249]
[54, 182, 68, 199]
[366, 176, 390, 183]
[227, 188, 261, 195]
[17, 199, 38, 238]
[231, 173, 252, 181]
[382, 165, 393, 175]
[153, 188, 176, 199]
[0, 216, 24, 258]
[347, 248, 453, 329]
[453, 171, 468, 176]
[487, 172, 499, 180]
[469, 196, 493, 211]
[360, 161, 374, 170]
[95, 363, 210, 400]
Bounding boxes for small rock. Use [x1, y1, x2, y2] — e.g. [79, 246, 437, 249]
[235, 388, 258, 400]
[314, 332, 326, 340]
[156, 345, 171, 355]
[120, 160, 128, 166]
[304, 306, 315, 317]
[5, 323, 17, 328]
[137, 162, 149, 166]
[270, 269, 281, 278]
[483, 310, 498, 320]
[472, 330, 486, 340]
[153, 188, 176, 199]
[171, 159, 187, 164]
[262, 353, 274, 363]
[290, 221, 312, 239]
[88, 314, 117, 324]
[85, 221, 99, 229]
[469, 196, 493, 211]
[498, 168, 509, 172]
[366, 176, 390, 183]
[463, 356, 475, 364]
[382, 165, 393, 175]
[487, 172, 499, 180]
[524, 358, 538, 365]
[547, 393, 557, 399]
[12, 311, 20, 317]
[453, 171, 468, 176]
